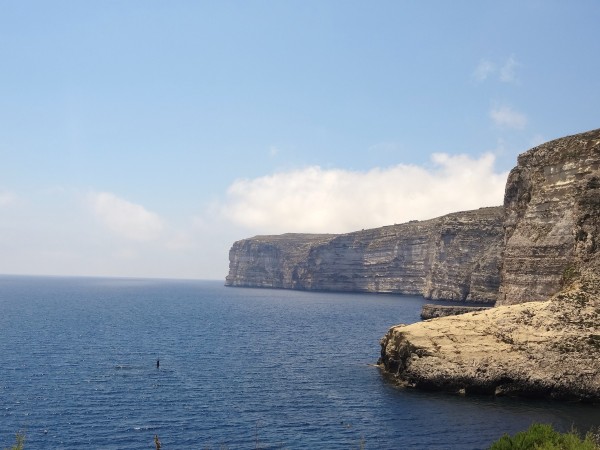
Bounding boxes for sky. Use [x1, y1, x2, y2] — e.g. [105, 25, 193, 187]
[1, 1, 599, 280]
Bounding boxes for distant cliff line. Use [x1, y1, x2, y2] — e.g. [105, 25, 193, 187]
[227, 128, 600, 307]
[226, 205, 504, 304]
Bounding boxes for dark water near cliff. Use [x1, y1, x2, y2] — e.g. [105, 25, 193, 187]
[0, 276, 598, 449]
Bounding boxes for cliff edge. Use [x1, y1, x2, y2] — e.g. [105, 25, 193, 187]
[379, 128, 600, 400]
[226, 207, 504, 303]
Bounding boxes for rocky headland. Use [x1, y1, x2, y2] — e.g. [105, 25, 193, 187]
[379, 128, 600, 400]
[226, 128, 600, 400]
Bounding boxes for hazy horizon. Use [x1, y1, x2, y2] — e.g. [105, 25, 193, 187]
[1, 1, 599, 279]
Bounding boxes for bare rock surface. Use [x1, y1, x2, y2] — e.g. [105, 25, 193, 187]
[379, 264, 600, 400]
[499, 128, 600, 305]
[420, 304, 491, 320]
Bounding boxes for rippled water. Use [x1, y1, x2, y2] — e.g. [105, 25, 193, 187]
[0, 276, 598, 449]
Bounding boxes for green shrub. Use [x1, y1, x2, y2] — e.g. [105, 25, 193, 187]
[489, 423, 599, 450]
[3, 432, 25, 450]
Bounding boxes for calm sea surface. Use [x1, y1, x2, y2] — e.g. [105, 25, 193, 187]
[0, 276, 598, 449]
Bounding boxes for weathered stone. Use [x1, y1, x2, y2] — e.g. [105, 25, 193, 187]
[226, 207, 504, 303]
[379, 264, 600, 401]
[379, 128, 600, 400]
[225, 233, 336, 289]
[499, 128, 600, 305]
[420, 304, 491, 320]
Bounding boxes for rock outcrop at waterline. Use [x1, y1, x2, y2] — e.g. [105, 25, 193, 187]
[379, 128, 600, 400]
[379, 264, 600, 400]
[226, 207, 504, 303]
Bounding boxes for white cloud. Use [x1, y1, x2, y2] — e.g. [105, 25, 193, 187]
[473, 59, 496, 82]
[490, 105, 528, 129]
[499, 55, 519, 83]
[220, 154, 508, 234]
[473, 55, 520, 84]
[87, 192, 164, 241]
[0, 191, 17, 207]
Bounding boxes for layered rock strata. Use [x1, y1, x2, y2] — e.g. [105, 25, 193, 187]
[226, 233, 336, 289]
[379, 264, 600, 401]
[226, 207, 504, 303]
[379, 128, 600, 400]
[420, 304, 491, 320]
[499, 128, 600, 304]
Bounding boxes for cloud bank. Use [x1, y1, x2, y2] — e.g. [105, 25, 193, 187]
[88, 192, 164, 241]
[221, 153, 508, 234]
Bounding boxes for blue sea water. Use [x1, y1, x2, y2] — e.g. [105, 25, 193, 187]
[0, 276, 598, 449]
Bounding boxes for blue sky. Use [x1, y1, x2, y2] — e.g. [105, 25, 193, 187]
[1, 1, 599, 279]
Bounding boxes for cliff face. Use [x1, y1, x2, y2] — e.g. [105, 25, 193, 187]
[378, 128, 600, 400]
[226, 207, 504, 303]
[225, 233, 336, 288]
[499, 128, 600, 305]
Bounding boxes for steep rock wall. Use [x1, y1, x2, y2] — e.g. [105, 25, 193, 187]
[225, 234, 336, 288]
[226, 207, 504, 303]
[379, 128, 600, 400]
[499, 128, 600, 305]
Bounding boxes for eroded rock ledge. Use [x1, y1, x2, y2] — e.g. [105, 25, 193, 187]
[420, 304, 490, 320]
[379, 266, 600, 401]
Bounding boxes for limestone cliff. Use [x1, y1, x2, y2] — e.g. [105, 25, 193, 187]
[499, 128, 600, 304]
[379, 128, 600, 400]
[225, 233, 336, 288]
[226, 207, 504, 303]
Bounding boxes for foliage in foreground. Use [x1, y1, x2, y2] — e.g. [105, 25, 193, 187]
[4, 424, 600, 449]
[3, 432, 24, 450]
[489, 423, 600, 450]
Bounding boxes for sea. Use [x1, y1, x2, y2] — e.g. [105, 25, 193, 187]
[0, 276, 598, 449]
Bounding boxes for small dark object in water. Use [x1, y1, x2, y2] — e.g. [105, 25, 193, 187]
[154, 434, 161, 449]
[156, 359, 160, 369]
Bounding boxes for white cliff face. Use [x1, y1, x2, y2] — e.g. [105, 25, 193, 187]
[226, 207, 504, 303]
